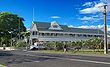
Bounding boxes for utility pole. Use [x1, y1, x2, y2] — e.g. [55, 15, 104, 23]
[103, 5, 108, 54]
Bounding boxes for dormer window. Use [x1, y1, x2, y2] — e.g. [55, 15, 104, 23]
[53, 24, 58, 28]
[49, 21, 63, 30]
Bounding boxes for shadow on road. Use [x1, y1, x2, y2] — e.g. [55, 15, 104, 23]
[0, 51, 13, 56]
[0, 51, 56, 66]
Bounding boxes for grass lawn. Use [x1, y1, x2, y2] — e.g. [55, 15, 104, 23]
[35, 49, 110, 57]
[0, 64, 6, 67]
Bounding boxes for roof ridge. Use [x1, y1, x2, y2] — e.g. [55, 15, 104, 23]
[33, 21, 50, 24]
[68, 27, 100, 30]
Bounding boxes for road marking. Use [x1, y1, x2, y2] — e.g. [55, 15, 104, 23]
[58, 58, 110, 65]
[19, 53, 110, 65]
[33, 61, 40, 62]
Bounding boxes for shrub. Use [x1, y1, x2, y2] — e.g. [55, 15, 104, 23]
[13, 40, 25, 48]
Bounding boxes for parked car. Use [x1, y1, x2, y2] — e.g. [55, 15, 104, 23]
[30, 44, 45, 50]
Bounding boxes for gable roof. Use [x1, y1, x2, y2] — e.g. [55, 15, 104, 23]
[33, 22, 104, 34]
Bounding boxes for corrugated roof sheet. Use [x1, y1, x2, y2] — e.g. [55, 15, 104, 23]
[33, 22, 104, 34]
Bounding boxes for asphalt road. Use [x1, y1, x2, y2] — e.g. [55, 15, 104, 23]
[0, 50, 110, 67]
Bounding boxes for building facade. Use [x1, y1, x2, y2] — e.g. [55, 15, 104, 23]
[29, 21, 104, 46]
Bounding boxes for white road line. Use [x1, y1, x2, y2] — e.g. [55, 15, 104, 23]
[58, 58, 110, 65]
[20, 53, 110, 65]
[33, 61, 40, 62]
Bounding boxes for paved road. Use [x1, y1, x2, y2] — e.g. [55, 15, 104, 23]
[0, 50, 110, 67]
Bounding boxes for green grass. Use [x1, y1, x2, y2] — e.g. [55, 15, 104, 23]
[0, 64, 6, 67]
[36, 49, 110, 56]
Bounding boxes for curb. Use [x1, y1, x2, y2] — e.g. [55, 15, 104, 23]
[28, 51, 110, 58]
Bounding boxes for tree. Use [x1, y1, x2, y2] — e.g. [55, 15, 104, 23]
[0, 37, 8, 46]
[23, 31, 30, 38]
[45, 42, 55, 50]
[55, 42, 63, 50]
[83, 38, 103, 50]
[14, 40, 25, 48]
[0, 12, 26, 45]
[45, 41, 63, 50]
[22, 31, 30, 49]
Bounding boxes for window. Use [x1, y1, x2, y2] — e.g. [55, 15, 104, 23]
[69, 34, 72, 36]
[88, 35, 90, 37]
[45, 33, 50, 36]
[50, 33, 54, 36]
[72, 34, 75, 37]
[36, 31, 37, 35]
[53, 33, 57, 36]
[32, 31, 37, 35]
[77, 34, 82, 37]
[32, 31, 35, 35]
[41, 33, 44, 36]
[94, 35, 97, 37]
[49, 21, 63, 30]
[53, 24, 58, 28]
[83, 34, 87, 37]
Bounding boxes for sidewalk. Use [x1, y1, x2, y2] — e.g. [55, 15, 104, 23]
[0, 47, 16, 51]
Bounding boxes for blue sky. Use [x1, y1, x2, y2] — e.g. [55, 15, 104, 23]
[0, 0, 110, 31]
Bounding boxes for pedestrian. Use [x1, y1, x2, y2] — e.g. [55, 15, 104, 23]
[63, 45, 67, 53]
[3, 44, 6, 50]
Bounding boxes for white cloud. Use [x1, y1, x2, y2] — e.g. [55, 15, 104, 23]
[97, 25, 104, 29]
[92, 15, 99, 17]
[82, 21, 88, 24]
[107, 0, 110, 12]
[83, 2, 93, 6]
[68, 24, 110, 32]
[80, 2, 104, 14]
[78, 25, 98, 29]
[95, 2, 104, 8]
[80, 0, 110, 13]
[68, 25, 74, 27]
[77, 25, 104, 29]
[97, 25, 110, 32]
[107, 25, 110, 32]
[68, 25, 103, 29]
[51, 16, 61, 19]
[79, 15, 102, 24]
[79, 16, 93, 21]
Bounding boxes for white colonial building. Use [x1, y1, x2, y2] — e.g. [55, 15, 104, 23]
[29, 21, 104, 46]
